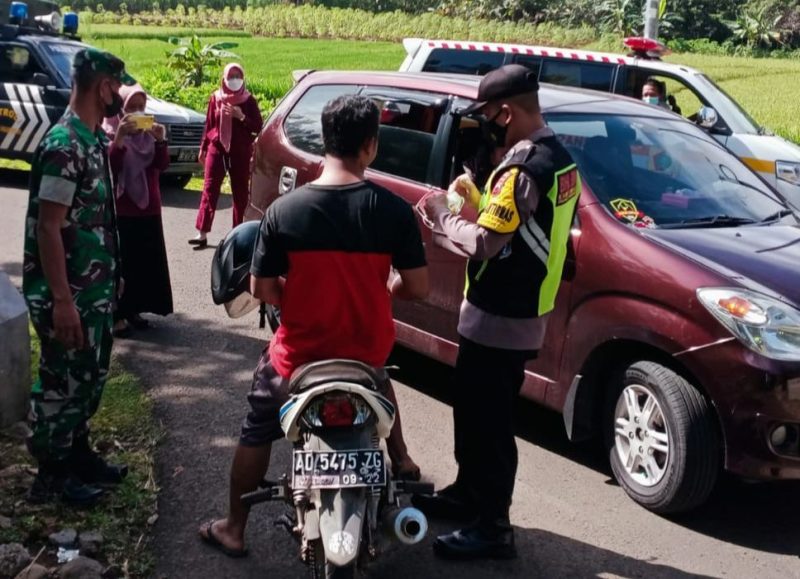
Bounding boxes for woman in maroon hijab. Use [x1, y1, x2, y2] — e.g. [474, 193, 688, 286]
[104, 84, 174, 337]
[190, 63, 263, 249]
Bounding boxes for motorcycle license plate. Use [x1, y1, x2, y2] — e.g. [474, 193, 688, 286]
[292, 449, 386, 489]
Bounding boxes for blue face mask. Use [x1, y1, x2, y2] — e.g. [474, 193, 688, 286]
[643, 96, 660, 106]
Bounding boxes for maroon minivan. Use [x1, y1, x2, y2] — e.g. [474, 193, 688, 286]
[245, 71, 800, 514]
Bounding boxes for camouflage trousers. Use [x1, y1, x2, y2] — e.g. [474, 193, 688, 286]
[28, 313, 113, 463]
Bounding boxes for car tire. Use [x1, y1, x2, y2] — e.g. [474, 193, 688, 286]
[161, 174, 193, 190]
[604, 361, 720, 514]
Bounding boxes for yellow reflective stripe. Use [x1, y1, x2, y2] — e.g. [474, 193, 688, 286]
[741, 157, 776, 174]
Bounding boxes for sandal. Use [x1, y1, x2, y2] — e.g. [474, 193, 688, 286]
[199, 520, 248, 559]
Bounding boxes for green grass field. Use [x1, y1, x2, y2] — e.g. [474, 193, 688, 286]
[85, 29, 800, 144]
[89, 35, 403, 87]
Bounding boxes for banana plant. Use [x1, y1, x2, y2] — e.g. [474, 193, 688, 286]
[729, 5, 784, 49]
[165, 35, 239, 88]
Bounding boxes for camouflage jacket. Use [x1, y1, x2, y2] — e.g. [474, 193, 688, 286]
[23, 109, 119, 321]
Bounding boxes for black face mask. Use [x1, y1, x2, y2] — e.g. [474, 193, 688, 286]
[479, 109, 508, 150]
[103, 91, 124, 118]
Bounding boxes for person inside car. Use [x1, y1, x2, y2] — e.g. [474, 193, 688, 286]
[198, 94, 430, 558]
[642, 77, 682, 115]
[416, 64, 581, 560]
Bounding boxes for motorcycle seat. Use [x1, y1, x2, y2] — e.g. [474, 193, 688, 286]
[288, 359, 387, 394]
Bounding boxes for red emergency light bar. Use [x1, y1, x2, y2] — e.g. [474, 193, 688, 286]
[623, 37, 668, 59]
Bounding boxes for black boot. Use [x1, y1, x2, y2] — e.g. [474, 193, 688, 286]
[411, 482, 478, 522]
[433, 520, 517, 560]
[70, 434, 128, 487]
[28, 460, 105, 506]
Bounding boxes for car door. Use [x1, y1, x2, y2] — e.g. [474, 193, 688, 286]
[359, 86, 459, 342]
[0, 42, 63, 161]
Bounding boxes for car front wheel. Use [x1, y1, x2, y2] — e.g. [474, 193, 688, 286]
[605, 361, 720, 514]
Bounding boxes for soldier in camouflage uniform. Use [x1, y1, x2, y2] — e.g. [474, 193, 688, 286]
[23, 48, 136, 505]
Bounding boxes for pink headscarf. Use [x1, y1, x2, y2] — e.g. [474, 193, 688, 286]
[215, 63, 251, 153]
[103, 84, 155, 210]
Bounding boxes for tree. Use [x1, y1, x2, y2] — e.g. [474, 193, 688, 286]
[165, 36, 239, 88]
[730, 4, 784, 47]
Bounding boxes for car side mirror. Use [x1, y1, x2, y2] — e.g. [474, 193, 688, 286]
[32, 73, 54, 87]
[696, 106, 719, 129]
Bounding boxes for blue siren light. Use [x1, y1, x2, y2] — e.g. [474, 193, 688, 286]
[63, 12, 79, 34]
[9, 2, 29, 24]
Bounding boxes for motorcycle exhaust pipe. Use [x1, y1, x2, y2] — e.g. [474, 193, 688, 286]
[383, 507, 428, 545]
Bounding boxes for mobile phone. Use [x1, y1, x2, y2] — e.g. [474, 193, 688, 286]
[131, 114, 154, 131]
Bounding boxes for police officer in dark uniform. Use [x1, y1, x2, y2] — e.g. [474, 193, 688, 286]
[415, 65, 581, 559]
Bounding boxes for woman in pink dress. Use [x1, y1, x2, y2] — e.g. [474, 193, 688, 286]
[104, 84, 174, 337]
[189, 63, 263, 249]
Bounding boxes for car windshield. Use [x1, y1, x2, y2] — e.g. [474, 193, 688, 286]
[546, 113, 793, 230]
[39, 41, 85, 85]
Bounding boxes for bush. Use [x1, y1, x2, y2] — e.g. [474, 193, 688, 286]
[137, 65, 289, 114]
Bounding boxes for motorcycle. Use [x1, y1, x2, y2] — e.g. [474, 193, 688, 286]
[241, 359, 433, 578]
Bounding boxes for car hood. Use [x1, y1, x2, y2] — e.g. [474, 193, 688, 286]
[645, 225, 800, 307]
[145, 97, 205, 124]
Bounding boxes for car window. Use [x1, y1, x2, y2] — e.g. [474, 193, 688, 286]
[422, 48, 505, 75]
[540, 60, 614, 92]
[40, 41, 84, 85]
[370, 95, 444, 183]
[513, 55, 542, 78]
[0, 44, 46, 84]
[283, 84, 359, 156]
[629, 70, 704, 121]
[547, 113, 789, 229]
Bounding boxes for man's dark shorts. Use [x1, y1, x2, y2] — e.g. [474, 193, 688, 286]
[240, 349, 391, 447]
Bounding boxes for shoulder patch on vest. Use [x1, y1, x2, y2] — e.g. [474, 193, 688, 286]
[557, 167, 579, 206]
[479, 168, 521, 234]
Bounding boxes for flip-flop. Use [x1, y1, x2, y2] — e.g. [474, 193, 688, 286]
[199, 520, 248, 559]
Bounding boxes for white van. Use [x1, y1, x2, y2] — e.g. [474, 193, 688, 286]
[400, 37, 800, 208]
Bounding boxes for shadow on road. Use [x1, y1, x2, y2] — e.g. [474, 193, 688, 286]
[161, 187, 232, 211]
[369, 523, 718, 578]
[673, 476, 800, 558]
[389, 345, 800, 560]
[0, 261, 22, 280]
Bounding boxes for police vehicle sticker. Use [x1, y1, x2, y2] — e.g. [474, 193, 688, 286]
[0, 83, 51, 153]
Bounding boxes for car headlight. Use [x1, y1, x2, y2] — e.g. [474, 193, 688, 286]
[697, 288, 800, 361]
[776, 161, 800, 186]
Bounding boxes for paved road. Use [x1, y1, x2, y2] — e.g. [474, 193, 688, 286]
[1, 169, 799, 579]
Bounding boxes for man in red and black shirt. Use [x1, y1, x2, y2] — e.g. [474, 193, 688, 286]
[200, 95, 429, 557]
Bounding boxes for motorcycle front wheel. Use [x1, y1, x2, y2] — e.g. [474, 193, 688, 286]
[310, 540, 356, 579]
